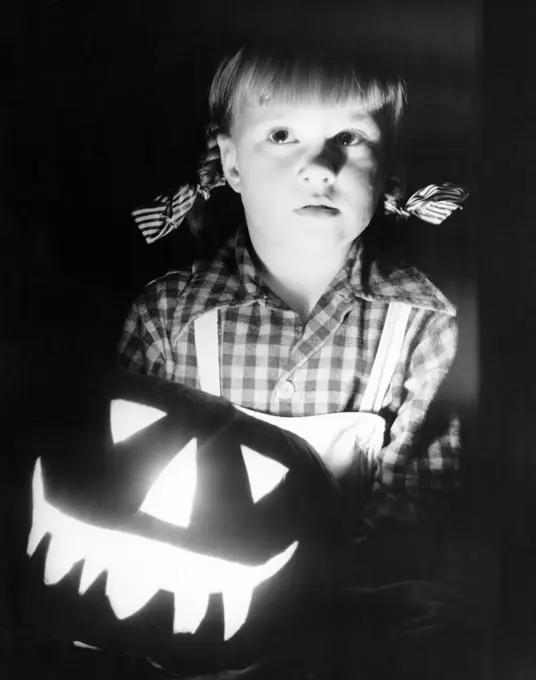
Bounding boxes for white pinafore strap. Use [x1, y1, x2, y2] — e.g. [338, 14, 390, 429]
[193, 303, 412, 413]
[193, 308, 223, 397]
[359, 302, 412, 414]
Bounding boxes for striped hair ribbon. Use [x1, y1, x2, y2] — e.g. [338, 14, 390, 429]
[131, 184, 205, 245]
[132, 128, 226, 245]
[384, 183, 469, 225]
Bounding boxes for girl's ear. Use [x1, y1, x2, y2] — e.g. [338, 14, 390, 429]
[217, 134, 241, 193]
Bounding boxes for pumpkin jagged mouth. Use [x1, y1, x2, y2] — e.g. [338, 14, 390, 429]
[28, 459, 298, 641]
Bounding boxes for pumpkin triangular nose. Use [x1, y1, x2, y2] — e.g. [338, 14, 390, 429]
[140, 438, 198, 527]
[110, 399, 166, 444]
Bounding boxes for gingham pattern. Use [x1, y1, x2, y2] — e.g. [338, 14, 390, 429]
[118, 226, 460, 518]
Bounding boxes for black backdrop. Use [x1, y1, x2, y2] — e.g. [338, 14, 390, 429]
[6, 1, 536, 678]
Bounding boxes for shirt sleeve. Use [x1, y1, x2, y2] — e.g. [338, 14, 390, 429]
[116, 293, 173, 380]
[364, 312, 460, 529]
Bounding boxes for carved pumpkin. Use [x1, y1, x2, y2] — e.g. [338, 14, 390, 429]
[23, 371, 346, 675]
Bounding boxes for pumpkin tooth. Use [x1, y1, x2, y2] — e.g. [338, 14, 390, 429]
[28, 458, 48, 557]
[105, 566, 160, 619]
[255, 541, 299, 582]
[79, 559, 106, 595]
[27, 514, 48, 558]
[219, 542, 298, 640]
[26, 522, 47, 557]
[172, 586, 209, 635]
[222, 585, 254, 641]
[44, 534, 83, 585]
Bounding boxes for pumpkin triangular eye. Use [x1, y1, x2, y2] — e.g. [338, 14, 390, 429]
[110, 399, 166, 444]
[139, 438, 197, 527]
[241, 446, 288, 503]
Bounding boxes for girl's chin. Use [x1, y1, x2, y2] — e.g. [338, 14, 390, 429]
[247, 217, 368, 253]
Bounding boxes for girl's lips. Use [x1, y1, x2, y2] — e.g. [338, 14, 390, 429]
[295, 206, 340, 217]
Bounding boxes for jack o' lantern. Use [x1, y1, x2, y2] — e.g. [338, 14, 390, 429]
[22, 370, 346, 675]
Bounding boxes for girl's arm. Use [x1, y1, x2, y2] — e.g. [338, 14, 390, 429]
[364, 312, 460, 531]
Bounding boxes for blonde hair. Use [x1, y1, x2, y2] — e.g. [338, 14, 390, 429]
[208, 39, 407, 163]
[187, 40, 407, 242]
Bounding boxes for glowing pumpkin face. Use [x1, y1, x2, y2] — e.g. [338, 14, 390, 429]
[24, 371, 344, 675]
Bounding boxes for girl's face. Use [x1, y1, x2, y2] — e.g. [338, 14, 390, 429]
[218, 95, 387, 256]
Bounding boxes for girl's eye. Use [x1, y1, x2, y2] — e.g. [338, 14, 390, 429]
[268, 128, 293, 144]
[333, 130, 367, 146]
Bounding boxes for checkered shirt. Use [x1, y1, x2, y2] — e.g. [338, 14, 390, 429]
[118, 225, 460, 526]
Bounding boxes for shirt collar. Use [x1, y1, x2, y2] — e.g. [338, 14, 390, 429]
[187, 224, 456, 317]
[234, 224, 270, 299]
[344, 237, 456, 315]
[183, 225, 265, 322]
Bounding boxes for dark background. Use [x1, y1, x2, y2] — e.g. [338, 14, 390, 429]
[2, 0, 535, 678]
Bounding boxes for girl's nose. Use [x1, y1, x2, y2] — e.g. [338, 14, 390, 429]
[298, 161, 336, 187]
[297, 144, 339, 187]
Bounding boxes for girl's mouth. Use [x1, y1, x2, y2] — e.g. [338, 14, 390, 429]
[295, 205, 340, 217]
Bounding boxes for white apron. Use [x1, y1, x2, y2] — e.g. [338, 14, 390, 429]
[193, 303, 411, 527]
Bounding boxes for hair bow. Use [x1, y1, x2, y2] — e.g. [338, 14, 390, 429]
[131, 132, 226, 245]
[384, 183, 469, 225]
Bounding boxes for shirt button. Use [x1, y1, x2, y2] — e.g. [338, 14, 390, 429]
[276, 380, 296, 399]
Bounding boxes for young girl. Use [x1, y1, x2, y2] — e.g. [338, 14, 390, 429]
[118, 37, 467, 543]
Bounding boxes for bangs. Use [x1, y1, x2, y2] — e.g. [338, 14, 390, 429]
[236, 58, 401, 114]
[209, 43, 406, 138]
